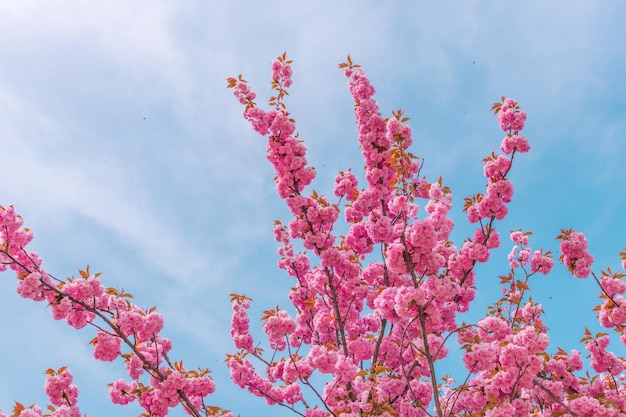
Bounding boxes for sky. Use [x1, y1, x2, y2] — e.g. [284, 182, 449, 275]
[0, 1, 625, 416]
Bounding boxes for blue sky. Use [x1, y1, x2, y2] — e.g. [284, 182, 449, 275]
[0, 1, 625, 416]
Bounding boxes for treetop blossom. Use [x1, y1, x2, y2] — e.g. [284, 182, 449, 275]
[226, 54, 626, 417]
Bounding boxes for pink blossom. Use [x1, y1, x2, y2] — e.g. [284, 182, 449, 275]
[333, 354, 358, 384]
[600, 275, 626, 298]
[508, 245, 521, 268]
[186, 375, 215, 397]
[305, 408, 326, 417]
[228, 357, 255, 388]
[474, 228, 500, 250]
[225, 58, 626, 417]
[559, 230, 594, 278]
[476, 181, 511, 220]
[137, 312, 164, 340]
[477, 316, 512, 341]
[387, 195, 418, 218]
[279, 383, 302, 405]
[530, 250, 554, 274]
[231, 299, 254, 351]
[93, 330, 121, 362]
[393, 286, 425, 319]
[45, 369, 78, 407]
[137, 390, 169, 417]
[345, 222, 373, 255]
[406, 219, 437, 253]
[500, 134, 530, 154]
[485, 402, 515, 417]
[263, 310, 296, 351]
[271, 60, 283, 80]
[109, 379, 138, 405]
[117, 309, 143, 336]
[347, 338, 373, 362]
[16, 271, 47, 301]
[125, 354, 144, 380]
[17, 408, 43, 417]
[483, 155, 511, 180]
[509, 230, 528, 246]
[463, 342, 499, 373]
[50, 406, 81, 417]
[466, 203, 480, 223]
[461, 241, 490, 263]
[352, 187, 382, 216]
[246, 107, 274, 136]
[567, 396, 605, 416]
[497, 98, 527, 132]
[365, 216, 393, 243]
[308, 345, 338, 374]
[62, 276, 103, 304]
[386, 117, 412, 148]
[65, 307, 94, 329]
[586, 335, 625, 375]
[334, 170, 359, 200]
[233, 80, 256, 105]
[385, 242, 409, 275]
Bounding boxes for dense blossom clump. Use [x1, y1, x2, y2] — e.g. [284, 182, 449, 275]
[558, 229, 595, 278]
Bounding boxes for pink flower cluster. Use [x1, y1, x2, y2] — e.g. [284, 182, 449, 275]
[93, 330, 122, 361]
[271, 58, 293, 88]
[263, 309, 296, 351]
[0, 406, 43, 417]
[464, 99, 530, 228]
[109, 378, 138, 405]
[496, 98, 530, 154]
[45, 368, 79, 407]
[135, 369, 217, 417]
[586, 335, 625, 375]
[233, 79, 255, 106]
[228, 355, 304, 406]
[466, 133, 526, 227]
[231, 295, 254, 351]
[453, 306, 557, 415]
[232, 60, 315, 200]
[507, 230, 554, 275]
[0, 205, 40, 275]
[497, 98, 527, 132]
[558, 229, 594, 278]
[333, 170, 359, 201]
[42, 368, 82, 417]
[0, 369, 83, 417]
[466, 164, 515, 223]
[500, 134, 530, 154]
[286, 194, 339, 253]
[597, 275, 626, 344]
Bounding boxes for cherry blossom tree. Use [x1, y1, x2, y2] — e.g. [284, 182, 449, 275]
[225, 54, 626, 417]
[1, 53, 625, 417]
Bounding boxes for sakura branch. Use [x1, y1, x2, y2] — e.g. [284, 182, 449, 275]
[0, 206, 229, 417]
